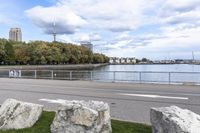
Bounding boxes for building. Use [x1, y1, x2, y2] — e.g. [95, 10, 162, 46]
[81, 41, 93, 52]
[109, 57, 136, 64]
[9, 28, 22, 41]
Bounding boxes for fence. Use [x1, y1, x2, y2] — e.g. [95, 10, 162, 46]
[0, 69, 200, 85]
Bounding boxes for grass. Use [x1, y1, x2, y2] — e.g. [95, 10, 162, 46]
[0, 112, 55, 133]
[111, 120, 151, 133]
[0, 112, 151, 133]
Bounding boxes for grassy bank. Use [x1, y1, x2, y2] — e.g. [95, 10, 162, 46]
[0, 111, 151, 133]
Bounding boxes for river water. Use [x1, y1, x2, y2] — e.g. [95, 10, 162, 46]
[95, 64, 200, 72]
[93, 64, 200, 84]
[1, 64, 200, 84]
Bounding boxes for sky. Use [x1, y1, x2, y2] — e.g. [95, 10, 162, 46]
[0, 0, 200, 60]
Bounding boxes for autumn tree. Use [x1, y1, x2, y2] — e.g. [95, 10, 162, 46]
[0, 39, 109, 65]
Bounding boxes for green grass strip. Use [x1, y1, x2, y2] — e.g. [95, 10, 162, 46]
[0, 112, 55, 133]
[0, 112, 151, 133]
[112, 119, 151, 133]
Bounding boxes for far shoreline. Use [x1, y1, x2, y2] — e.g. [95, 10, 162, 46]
[109, 63, 200, 65]
[0, 63, 109, 70]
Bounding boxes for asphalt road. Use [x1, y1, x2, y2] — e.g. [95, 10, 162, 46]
[0, 78, 200, 124]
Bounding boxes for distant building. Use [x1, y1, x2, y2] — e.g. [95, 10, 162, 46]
[81, 41, 93, 52]
[120, 58, 126, 63]
[109, 57, 136, 64]
[9, 28, 22, 41]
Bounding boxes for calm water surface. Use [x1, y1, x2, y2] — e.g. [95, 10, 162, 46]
[1, 64, 200, 84]
[93, 64, 200, 84]
[95, 64, 200, 72]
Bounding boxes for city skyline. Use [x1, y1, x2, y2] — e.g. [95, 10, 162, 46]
[0, 0, 200, 59]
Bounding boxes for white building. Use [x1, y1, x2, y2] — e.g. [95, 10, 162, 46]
[109, 57, 136, 64]
[9, 28, 22, 42]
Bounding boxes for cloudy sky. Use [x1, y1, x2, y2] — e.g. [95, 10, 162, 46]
[0, 0, 200, 60]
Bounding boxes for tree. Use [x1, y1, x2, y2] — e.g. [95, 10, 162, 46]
[93, 53, 104, 63]
[4, 41, 15, 65]
[0, 39, 6, 64]
[142, 58, 148, 62]
[41, 56, 47, 65]
[0, 39, 109, 65]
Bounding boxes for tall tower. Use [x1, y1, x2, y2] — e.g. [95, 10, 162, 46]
[53, 21, 56, 42]
[9, 28, 22, 41]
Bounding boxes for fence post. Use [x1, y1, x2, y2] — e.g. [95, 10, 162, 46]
[90, 71, 93, 81]
[51, 70, 54, 79]
[69, 71, 72, 80]
[34, 70, 37, 79]
[168, 72, 171, 84]
[139, 72, 142, 83]
[8, 70, 10, 78]
[113, 71, 116, 82]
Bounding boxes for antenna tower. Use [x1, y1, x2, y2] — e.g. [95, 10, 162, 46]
[53, 21, 56, 42]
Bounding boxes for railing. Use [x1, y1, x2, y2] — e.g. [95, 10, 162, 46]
[1, 69, 200, 85]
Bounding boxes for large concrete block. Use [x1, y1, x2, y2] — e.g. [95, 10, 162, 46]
[51, 100, 112, 133]
[150, 106, 200, 133]
[0, 99, 43, 130]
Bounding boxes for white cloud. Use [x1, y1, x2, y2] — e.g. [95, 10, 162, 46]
[130, 26, 200, 59]
[57, 35, 76, 44]
[79, 34, 90, 42]
[158, 0, 200, 26]
[57, 32, 101, 44]
[26, 5, 87, 34]
[89, 33, 101, 41]
[25, 0, 200, 59]
[25, 0, 159, 34]
[161, 0, 200, 13]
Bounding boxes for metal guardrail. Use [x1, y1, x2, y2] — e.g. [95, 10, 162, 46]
[1, 69, 200, 85]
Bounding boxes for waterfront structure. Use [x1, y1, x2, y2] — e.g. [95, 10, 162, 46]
[109, 57, 136, 64]
[81, 41, 93, 52]
[152, 59, 200, 64]
[9, 28, 22, 41]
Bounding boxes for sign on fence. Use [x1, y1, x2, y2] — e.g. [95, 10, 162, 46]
[9, 70, 21, 78]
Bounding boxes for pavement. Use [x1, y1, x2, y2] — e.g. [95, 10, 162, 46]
[0, 78, 200, 124]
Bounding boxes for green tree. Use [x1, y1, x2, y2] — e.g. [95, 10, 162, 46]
[0, 39, 6, 64]
[4, 41, 15, 64]
[142, 58, 148, 62]
[14, 44, 30, 64]
[0, 39, 109, 65]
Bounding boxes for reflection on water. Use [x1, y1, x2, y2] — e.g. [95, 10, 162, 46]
[93, 64, 200, 84]
[95, 64, 200, 72]
[1, 64, 200, 84]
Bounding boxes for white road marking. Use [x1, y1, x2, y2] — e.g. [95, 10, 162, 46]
[39, 98, 67, 104]
[120, 93, 189, 100]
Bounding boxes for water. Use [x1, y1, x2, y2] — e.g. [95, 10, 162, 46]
[1, 64, 200, 84]
[93, 64, 200, 84]
[95, 64, 200, 72]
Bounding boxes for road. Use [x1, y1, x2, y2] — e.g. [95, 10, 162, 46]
[0, 78, 200, 124]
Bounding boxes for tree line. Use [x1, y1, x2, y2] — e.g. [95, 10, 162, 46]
[0, 39, 109, 65]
